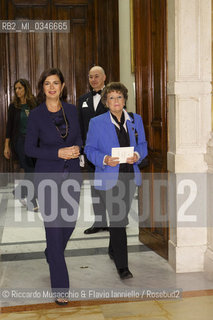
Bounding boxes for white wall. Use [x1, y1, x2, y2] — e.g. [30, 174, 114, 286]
[119, 0, 136, 112]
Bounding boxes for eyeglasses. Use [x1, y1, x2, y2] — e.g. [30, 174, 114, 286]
[108, 96, 124, 101]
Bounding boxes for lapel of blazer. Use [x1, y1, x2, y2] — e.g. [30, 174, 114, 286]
[103, 112, 120, 149]
[95, 100, 105, 115]
[86, 92, 96, 115]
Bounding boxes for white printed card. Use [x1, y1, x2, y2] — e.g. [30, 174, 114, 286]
[111, 147, 134, 163]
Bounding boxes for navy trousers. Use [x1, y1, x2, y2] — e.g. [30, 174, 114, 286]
[45, 227, 75, 293]
[41, 173, 81, 294]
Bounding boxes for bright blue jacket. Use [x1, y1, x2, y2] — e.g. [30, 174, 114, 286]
[85, 111, 148, 190]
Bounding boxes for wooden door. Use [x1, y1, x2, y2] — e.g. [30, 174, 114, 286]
[0, 0, 119, 174]
[133, 0, 168, 259]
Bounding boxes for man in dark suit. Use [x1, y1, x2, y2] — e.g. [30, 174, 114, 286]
[78, 66, 108, 234]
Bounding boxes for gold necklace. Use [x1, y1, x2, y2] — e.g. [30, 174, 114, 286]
[54, 103, 69, 139]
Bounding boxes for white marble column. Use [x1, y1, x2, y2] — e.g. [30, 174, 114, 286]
[167, 0, 212, 272]
[204, 135, 213, 278]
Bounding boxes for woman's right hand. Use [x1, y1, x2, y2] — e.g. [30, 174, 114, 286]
[104, 155, 119, 167]
[4, 145, 11, 159]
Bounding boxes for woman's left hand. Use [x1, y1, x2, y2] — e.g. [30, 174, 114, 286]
[58, 145, 80, 160]
[126, 153, 139, 164]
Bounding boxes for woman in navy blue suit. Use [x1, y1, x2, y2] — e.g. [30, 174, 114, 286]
[25, 68, 82, 305]
[85, 82, 147, 280]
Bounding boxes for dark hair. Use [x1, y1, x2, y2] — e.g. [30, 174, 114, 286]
[12, 79, 37, 109]
[37, 68, 67, 104]
[101, 82, 128, 105]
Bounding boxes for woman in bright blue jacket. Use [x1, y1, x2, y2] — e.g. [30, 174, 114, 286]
[85, 82, 147, 280]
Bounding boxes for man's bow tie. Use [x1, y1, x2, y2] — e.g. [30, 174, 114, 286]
[92, 90, 102, 96]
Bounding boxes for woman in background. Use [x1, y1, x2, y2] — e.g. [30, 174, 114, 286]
[25, 68, 82, 305]
[4, 78, 38, 211]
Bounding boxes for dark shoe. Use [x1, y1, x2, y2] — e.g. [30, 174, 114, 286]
[117, 267, 133, 280]
[84, 226, 109, 234]
[55, 299, 68, 306]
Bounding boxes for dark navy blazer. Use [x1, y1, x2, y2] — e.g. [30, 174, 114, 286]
[25, 101, 82, 173]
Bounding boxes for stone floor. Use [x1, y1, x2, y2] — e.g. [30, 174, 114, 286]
[0, 180, 213, 318]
